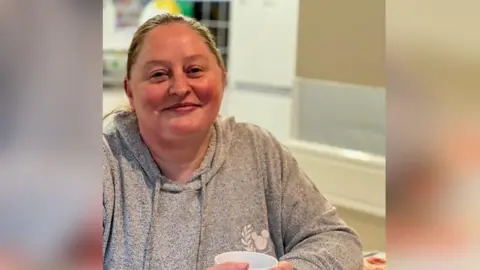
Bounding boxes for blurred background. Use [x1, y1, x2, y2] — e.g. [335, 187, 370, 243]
[103, 0, 386, 257]
[387, 1, 480, 268]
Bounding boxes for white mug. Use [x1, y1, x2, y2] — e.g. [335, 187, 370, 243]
[215, 251, 278, 270]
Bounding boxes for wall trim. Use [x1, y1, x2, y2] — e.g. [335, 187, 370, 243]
[234, 81, 292, 96]
[293, 77, 385, 93]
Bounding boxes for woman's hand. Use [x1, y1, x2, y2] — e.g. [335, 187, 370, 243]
[207, 262, 249, 270]
[274, 261, 293, 270]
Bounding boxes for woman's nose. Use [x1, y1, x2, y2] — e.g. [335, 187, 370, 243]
[169, 75, 190, 96]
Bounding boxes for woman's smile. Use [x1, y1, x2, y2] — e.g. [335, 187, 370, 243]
[162, 102, 202, 114]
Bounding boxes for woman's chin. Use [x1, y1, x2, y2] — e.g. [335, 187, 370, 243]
[167, 121, 203, 136]
[170, 126, 198, 135]
[149, 114, 214, 138]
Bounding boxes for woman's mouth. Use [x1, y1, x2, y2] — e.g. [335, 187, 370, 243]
[163, 102, 201, 113]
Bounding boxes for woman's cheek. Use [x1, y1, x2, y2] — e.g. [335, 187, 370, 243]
[195, 81, 223, 105]
[142, 84, 168, 108]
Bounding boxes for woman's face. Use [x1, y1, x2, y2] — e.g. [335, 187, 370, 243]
[126, 23, 225, 139]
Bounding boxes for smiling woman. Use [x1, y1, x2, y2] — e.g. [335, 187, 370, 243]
[122, 14, 226, 144]
[103, 14, 363, 270]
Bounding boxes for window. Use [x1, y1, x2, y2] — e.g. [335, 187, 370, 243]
[192, 0, 230, 67]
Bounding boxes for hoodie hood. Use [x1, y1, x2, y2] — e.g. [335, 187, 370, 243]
[108, 110, 232, 191]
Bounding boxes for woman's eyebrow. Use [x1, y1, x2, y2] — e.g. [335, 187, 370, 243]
[184, 54, 207, 62]
[143, 59, 170, 70]
[143, 55, 207, 69]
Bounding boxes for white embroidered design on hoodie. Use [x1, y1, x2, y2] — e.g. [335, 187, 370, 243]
[241, 224, 270, 252]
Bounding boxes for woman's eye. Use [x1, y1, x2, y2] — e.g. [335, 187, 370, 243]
[187, 67, 203, 76]
[151, 71, 166, 78]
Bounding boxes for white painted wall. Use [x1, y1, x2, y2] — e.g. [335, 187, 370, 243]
[227, 0, 299, 87]
[103, 0, 134, 50]
[225, 0, 299, 140]
[103, 89, 128, 116]
[223, 88, 292, 141]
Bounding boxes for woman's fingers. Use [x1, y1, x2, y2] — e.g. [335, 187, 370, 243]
[274, 261, 293, 270]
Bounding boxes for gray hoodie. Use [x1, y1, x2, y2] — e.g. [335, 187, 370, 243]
[103, 111, 363, 270]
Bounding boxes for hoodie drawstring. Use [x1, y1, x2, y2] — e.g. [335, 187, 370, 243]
[195, 177, 208, 270]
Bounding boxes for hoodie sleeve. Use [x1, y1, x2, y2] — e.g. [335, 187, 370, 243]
[278, 146, 364, 270]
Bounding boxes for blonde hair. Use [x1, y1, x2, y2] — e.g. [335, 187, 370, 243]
[127, 13, 225, 79]
[105, 14, 225, 120]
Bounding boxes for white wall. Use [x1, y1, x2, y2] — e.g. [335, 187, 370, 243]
[103, 0, 135, 50]
[224, 0, 299, 141]
[227, 0, 299, 88]
[222, 87, 292, 141]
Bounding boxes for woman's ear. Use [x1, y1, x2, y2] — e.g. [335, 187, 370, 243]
[123, 78, 135, 112]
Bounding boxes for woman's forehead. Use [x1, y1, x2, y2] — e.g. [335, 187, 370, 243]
[142, 23, 209, 54]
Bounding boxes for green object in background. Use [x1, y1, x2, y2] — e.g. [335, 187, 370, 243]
[112, 59, 121, 70]
[177, 1, 194, 17]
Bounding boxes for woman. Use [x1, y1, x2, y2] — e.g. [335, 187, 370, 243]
[103, 14, 363, 270]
